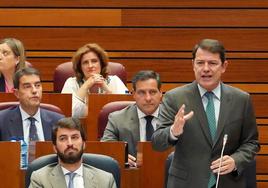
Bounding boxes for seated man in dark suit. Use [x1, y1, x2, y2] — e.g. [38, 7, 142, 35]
[0, 67, 64, 142]
[101, 70, 162, 167]
[29, 117, 116, 188]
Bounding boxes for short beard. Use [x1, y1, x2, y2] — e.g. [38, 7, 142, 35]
[56, 145, 84, 164]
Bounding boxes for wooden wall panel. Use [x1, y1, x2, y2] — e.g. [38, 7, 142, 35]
[122, 9, 268, 27]
[2, 28, 268, 51]
[1, 9, 268, 27]
[1, 0, 268, 8]
[0, 9, 121, 26]
[28, 58, 268, 84]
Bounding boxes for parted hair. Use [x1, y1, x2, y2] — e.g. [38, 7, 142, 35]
[72, 43, 109, 84]
[192, 38, 226, 64]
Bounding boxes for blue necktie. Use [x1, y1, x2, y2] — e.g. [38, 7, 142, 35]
[205, 92, 217, 188]
[145, 115, 154, 141]
[67, 172, 76, 188]
[28, 117, 39, 141]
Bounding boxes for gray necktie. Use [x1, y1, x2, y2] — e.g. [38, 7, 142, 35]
[28, 117, 39, 141]
[67, 172, 76, 188]
[205, 92, 217, 188]
[145, 115, 154, 141]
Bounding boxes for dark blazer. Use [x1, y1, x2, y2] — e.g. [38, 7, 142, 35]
[152, 81, 260, 188]
[101, 104, 141, 157]
[0, 106, 64, 141]
[0, 76, 5, 92]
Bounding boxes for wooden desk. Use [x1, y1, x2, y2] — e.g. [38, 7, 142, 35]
[87, 94, 134, 141]
[0, 93, 72, 116]
[137, 142, 173, 188]
[0, 142, 24, 188]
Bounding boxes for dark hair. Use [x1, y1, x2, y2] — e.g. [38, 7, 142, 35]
[192, 39, 226, 64]
[52, 117, 86, 145]
[132, 70, 161, 91]
[0, 38, 26, 71]
[13, 67, 40, 89]
[72, 43, 109, 84]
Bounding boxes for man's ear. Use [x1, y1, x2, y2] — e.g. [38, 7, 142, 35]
[14, 89, 19, 99]
[53, 145, 57, 154]
[83, 141, 86, 150]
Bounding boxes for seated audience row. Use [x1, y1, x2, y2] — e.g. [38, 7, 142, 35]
[0, 38, 128, 118]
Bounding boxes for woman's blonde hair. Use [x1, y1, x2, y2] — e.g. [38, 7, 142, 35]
[0, 38, 26, 72]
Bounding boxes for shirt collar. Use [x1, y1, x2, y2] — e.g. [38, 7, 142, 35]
[136, 106, 159, 119]
[197, 83, 221, 100]
[62, 163, 83, 177]
[19, 105, 41, 122]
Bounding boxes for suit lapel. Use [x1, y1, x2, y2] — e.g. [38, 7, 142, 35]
[7, 107, 24, 139]
[49, 164, 68, 188]
[212, 83, 232, 148]
[40, 109, 51, 140]
[189, 82, 214, 146]
[130, 105, 140, 143]
[83, 164, 96, 187]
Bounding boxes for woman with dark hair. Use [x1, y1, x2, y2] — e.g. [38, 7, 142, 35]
[0, 38, 26, 92]
[62, 43, 128, 117]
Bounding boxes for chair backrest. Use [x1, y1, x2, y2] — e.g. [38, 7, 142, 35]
[53, 61, 127, 93]
[0, 101, 63, 114]
[25, 153, 121, 188]
[164, 152, 256, 188]
[98, 101, 135, 139]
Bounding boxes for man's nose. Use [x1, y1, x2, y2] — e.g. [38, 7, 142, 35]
[203, 62, 210, 70]
[145, 92, 152, 101]
[67, 137, 73, 145]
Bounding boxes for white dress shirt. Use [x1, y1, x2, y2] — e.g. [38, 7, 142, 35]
[62, 164, 84, 188]
[19, 106, 45, 143]
[137, 107, 159, 141]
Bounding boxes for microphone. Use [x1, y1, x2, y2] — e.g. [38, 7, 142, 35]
[215, 134, 228, 188]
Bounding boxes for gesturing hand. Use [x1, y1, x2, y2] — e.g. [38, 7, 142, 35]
[171, 104, 194, 137]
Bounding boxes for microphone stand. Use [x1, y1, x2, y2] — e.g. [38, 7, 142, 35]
[215, 134, 228, 188]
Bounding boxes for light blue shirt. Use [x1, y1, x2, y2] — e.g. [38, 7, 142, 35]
[19, 106, 45, 143]
[198, 83, 221, 127]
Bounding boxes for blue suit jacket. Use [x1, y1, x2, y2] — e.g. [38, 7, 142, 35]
[0, 106, 64, 141]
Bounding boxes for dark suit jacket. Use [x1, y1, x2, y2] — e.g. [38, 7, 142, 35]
[0, 76, 5, 92]
[0, 106, 64, 141]
[152, 81, 260, 188]
[101, 104, 141, 157]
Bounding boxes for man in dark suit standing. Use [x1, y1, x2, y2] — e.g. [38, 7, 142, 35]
[0, 67, 64, 142]
[152, 39, 259, 188]
[101, 70, 162, 167]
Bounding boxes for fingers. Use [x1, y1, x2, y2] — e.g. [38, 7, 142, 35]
[128, 154, 137, 167]
[184, 111, 194, 120]
[171, 104, 194, 137]
[210, 155, 236, 175]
